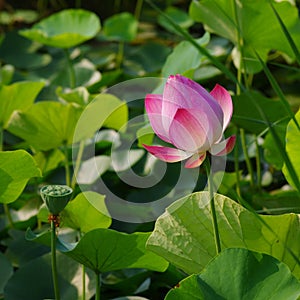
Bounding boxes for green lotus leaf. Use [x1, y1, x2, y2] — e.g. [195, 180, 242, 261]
[7, 101, 83, 151]
[189, 0, 300, 73]
[26, 228, 169, 274]
[0, 81, 44, 128]
[283, 108, 300, 190]
[61, 191, 111, 232]
[147, 192, 300, 279]
[165, 248, 300, 300]
[103, 12, 138, 42]
[19, 9, 100, 48]
[0, 150, 41, 204]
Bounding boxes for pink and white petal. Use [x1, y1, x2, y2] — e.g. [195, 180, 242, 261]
[169, 108, 223, 152]
[143, 144, 191, 163]
[145, 94, 172, 143]
[209, 135, 236, 156]
[169, 108, 212, 153]
[165, 75, 223, 119]
[185, 152, 206, 168]
[210, 84, 233, 131]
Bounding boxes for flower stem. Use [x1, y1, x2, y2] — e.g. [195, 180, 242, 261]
[203, 158, 221, 254]
[95, 272, 101, 300]
[3, 203, 14, 228]
[255, 136, 262, 190]
[82, 264, 86, 300]
[134, 0, 143, 20]
[240, 128, 255, 187]
[64, 48, 76, 89]
[71, 140, 85, 189]
[234, 127, 241, 199]
[64, 144, 71, 187]
[51, 218, 60, 300]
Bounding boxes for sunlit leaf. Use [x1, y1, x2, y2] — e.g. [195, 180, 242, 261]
[147, 192, 300, 279]
[0, 81, 44, 128]
[0, 150, 41, 204]
[162, 33, 210, 77]
[61, 192, 111, 233]
[165, 248, 300, 300]
[26, 228, 169, 274]
[7, 101, 83, 150]
[283, 108, 300, 190]
[158, 6, 194, 34]
[73, 94, 128, 142]
[103, 12, 138, 42]
[19, 9, 101, 48]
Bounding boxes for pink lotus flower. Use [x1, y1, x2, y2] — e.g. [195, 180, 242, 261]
[143, 74, 236, 168]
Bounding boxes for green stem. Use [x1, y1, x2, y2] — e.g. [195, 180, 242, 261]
[134, 0, 144, 20]
[255, 136, 262, 190]
[71, 140, 85, 189]
[116, 42, 124, 69]
[64, 144, 71, 187]
[64, 48, 76, 89]
[234, 127, 241, 199]
[240, 128, 255, 187]
[204, 158, 221, 254]
[3, 203, 14, 228]
[95, 272, 101, 300]
[82, 264, 86, 300]
[51, 218, 60, 300]
[0, 127, 3, 151]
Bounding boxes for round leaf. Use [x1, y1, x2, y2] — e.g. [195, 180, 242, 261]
[165, 248, 300, 300]
[61, 191, 111, 232]
[147, 192, 300, 279]
[0, 150, 41, 204]
[7, 101, 83, 151]
[103, 12, 138, 42]
[26, 228, 169, 274]
[19, 9, 101, 48]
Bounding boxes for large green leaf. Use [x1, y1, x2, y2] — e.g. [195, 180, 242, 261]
[147, 192, 300, 279]
[19, 9, 100, 48]
[283, 108, 300, 190]
[73, 93, 128, 142]
[0, 252, 13, 295]
[162, 33, 209, 77]
[165, 248, 300, 300]
[0, 81, 44, 128]
[61, 191, 111, 233]
[26, 228, 169, 274]
[7, 101, 83, 150]
[0, 150, 41, 204]
[189, 0, 300, 73]
[103, 12, 138, 42]
[4, 252, 95, 300]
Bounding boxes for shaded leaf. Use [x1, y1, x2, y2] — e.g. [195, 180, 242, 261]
[189, 0, 300, 73]
[0, 252, 13, 294]
[4, 252, 95, 300]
